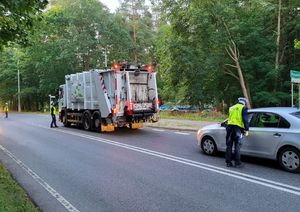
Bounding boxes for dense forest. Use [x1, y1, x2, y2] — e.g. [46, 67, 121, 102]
[0, 0, 299, 111]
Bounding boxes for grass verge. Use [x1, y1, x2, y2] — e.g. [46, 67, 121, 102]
[159, 110, 226, 122]
[0, 163, 39, 212]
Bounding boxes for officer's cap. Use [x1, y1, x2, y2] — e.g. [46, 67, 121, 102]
[238, 97, 248, 105]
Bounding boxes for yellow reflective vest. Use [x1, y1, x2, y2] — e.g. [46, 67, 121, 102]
[50, 106, 56, 115]
[4, 106, 8, 112]
[228, 103, 244, 129]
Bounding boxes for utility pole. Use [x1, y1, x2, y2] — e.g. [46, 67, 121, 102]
[17, 60, 21, 112]
[131, 0, 137, 63]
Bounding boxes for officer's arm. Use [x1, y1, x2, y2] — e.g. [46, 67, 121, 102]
[242, 107, 249, 131]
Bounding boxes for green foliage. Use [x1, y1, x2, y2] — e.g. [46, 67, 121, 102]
[295, 40, 300, 49]
[0, 0, 48, 50]
[116, 0, 156, 63]
[1, 0, 300, 111]
[156, 0, 300, 108]
[0, 46, 20, 104]
[0, 0, 134, 110]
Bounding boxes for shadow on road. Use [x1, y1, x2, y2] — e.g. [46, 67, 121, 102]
[213, 151, 280, 171]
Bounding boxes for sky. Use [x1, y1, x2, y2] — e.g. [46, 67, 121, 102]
[100, 0, 120, 12]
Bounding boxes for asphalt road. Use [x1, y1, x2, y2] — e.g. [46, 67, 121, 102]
[0, 113, 299, 212]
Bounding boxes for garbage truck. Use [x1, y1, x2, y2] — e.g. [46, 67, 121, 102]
[58, 63, 159, 132]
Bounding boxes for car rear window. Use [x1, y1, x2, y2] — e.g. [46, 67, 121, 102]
[291, 111, 300, 119]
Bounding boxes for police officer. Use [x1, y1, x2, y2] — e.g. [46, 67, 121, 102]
[226, 97, 249, 168]
[50, 101, 58, 128]
[4, 103, 8, 118]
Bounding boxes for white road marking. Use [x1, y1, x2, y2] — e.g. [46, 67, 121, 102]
[152, 128, 165, 132]
[174, 132, 190, 135]
[47, 127, 300, 197]
[0, 145, 80, 212]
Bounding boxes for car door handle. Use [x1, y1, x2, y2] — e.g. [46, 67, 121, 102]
[273, 133, 281, 137]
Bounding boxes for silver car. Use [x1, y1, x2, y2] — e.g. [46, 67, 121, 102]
[196, 107, 300, 173]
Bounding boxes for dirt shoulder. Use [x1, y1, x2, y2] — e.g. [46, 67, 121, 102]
[145, 118, 218, 131]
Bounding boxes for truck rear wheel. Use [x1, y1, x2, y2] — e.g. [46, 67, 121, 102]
[83, 111, 92, 131]
[92, 112, 102, 132]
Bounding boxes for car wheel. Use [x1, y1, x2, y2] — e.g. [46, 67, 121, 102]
[278, 147, 300, 173]
[201, 136, 217, 155]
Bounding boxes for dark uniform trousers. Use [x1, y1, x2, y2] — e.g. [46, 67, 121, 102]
[226, 125, 243, 165]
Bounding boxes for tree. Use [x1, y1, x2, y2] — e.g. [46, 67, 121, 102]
[0, 46, 21, 105]
[28, 0, 132, 97]
[0, 0, 133, 110]
[0, 0, 48, 50]
[157, 0, 299, 108]
[1, 0, 299, 110]
[116, 0, 156, 64]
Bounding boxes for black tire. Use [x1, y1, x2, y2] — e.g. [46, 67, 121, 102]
[83, 111, 92, 131]
[278, 147, 300, 173]
[62, 111, 70, 127]
[92, 112, 102, 132]
[201, 136, 217, 155]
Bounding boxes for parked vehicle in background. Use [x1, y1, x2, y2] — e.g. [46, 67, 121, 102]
[159, 104, 199, 112]
[58, 64, 159, 132]
[196, 107, 300, 173]
[171, 105, 198, 112]
[159, 104, 174, 111]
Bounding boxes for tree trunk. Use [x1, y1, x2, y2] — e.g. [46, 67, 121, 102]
[131, 0, 137, 63]
[245, 80, 252, 107]
[83, 54, 91, 71]
[225, 40, 252, 109]
[236, 58, 252, 109]
[220, 17, 252, 108]
[274, 0, 282, 91]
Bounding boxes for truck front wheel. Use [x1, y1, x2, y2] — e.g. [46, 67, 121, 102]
[83, 111, 92, 131]
[62, 111, 70, 127]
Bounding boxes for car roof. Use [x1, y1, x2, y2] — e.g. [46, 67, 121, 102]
[249, 107, 300, 114]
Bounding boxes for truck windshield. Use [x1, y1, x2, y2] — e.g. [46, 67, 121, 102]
[290, 111, 300, 119]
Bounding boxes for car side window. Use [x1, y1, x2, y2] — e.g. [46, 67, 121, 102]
[221, 112, 254, 127]
[278, 117, 290, 128]
[247, 112, 254, 127]
[252, 112, 290, 128]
